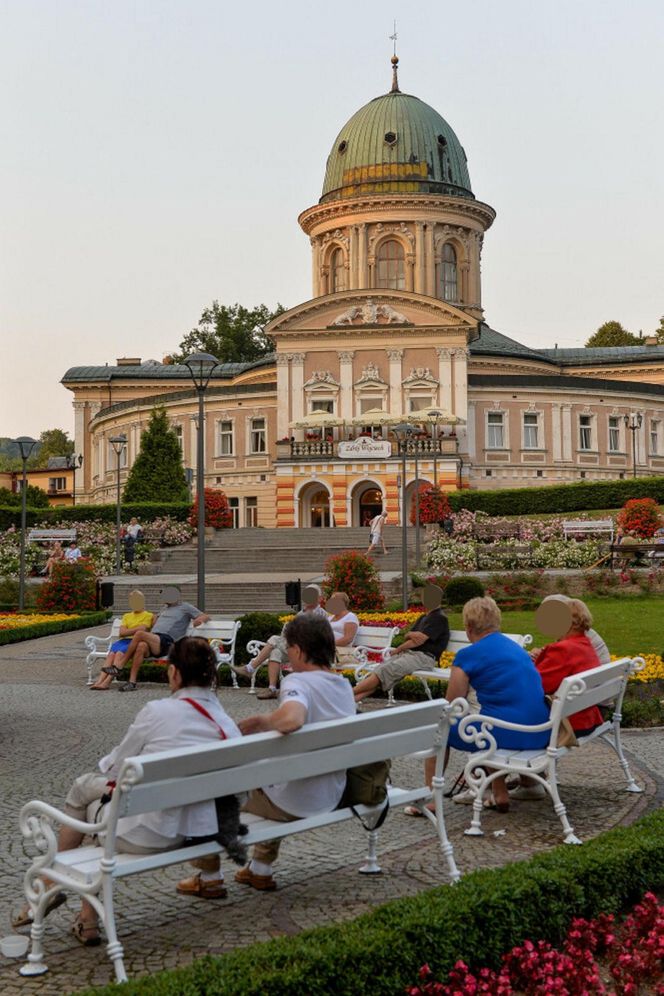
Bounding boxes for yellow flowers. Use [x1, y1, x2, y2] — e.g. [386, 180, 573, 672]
[0, 613, 80, 630]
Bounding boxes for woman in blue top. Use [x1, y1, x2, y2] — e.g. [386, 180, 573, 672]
[407, 596, 549, 815]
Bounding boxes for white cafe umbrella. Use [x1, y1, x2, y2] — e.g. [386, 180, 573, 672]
[350, 408, 401, 427]
[289, 412, 345, 429]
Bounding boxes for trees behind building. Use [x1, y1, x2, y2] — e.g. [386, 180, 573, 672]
[172, 301, 285, 365]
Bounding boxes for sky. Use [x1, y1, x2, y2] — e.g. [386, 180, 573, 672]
[1, 0, 663, 439]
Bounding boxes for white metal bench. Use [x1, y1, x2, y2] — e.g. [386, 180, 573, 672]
[17, 697, 468, 984]
[457, 656, 644, 845]
[84, 619, 241, 687]
[244, 624, 400, 694]
[27, 529, 77, 544]
[357, 629, 532, 706]
[563, 518, 614, 542]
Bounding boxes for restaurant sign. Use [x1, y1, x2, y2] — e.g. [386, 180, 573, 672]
[338, 439, 392, 459]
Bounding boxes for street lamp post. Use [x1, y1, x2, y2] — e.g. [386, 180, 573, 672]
[109, 435, 127, 573]
[427, 409, 446, 487]
[14, 436, 38, 611]
[393, 423, 414, 611]
[623, 413, 643, 479]
[67, 453, 83, 506]
[183, 352, 220, 611]
[413, 446, 421, 568]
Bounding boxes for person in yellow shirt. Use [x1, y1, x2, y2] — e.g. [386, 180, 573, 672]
[89, 591, 156, 690]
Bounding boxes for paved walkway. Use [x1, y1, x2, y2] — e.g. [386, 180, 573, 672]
[0, 627, 661, 994]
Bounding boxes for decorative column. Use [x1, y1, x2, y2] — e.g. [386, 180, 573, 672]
[290, 353, 305, 427]
[189, 416, 198, 471]
[414, 223, 425, 294]
[73, 401, 87, 497]
[425, 225, 435, 296]
[276, 354, 291, 439]
[406, 253, 415, 292]
[561, 405, 573, 461]
[357, 223, 368, 288]
[435, 347, 453, 410]
[466, 401, 476, 459]
[551, 404, 563, 461]
[451, 348, 469, 420]
[387, 349, 403, 413]
[350, 226, 358, 289]
[338, 351, 355, 421]
[310, 237, 320, 297]
[638, 413, 647, 467]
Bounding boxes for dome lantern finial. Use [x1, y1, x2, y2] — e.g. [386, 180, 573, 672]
[389, 21, 400, 93]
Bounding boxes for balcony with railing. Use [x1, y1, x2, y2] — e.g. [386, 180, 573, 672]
[276, 435, 458, 461]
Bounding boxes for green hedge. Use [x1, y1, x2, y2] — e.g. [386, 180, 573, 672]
[0, 610, 110, 645]
[447, 475, 664, 516]
[0, 502, 191, 530]
[78, 809, 664, 996]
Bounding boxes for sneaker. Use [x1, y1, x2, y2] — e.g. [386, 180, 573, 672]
[508, 784, 546, 800]
[234, 866, 276, 891]
[231, 664, 254, 678]
[118, 681, 137, 692]
[452, 788, 479, 806]
[256, 688, 279, 700]
[176, 874, 227, 900]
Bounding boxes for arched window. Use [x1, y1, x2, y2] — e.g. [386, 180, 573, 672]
[439, 243, 457, 302]
[376, 239, 405, 290]
[330, 247, 346, 293]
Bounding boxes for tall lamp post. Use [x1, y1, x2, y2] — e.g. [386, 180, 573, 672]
[67, 453, 83, 506]
[14, 436, 38, 611]
[393, 423, 414, 610]
[427, 409, 446, 488]
[624, 412, 643, 479]
[183, 352, 220, 611]
[109, 434, 127, 573]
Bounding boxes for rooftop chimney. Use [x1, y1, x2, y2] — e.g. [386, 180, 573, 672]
[116, 357, 142, 366]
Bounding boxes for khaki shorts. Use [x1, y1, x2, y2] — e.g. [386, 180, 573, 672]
[266, 634, 289, 666]
[373, 649, 437, 691]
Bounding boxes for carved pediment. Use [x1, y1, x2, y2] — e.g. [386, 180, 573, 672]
[402, 367, 439, 386]
[333, 299, 410, 327]
[355, 363, 387, 387]
[303, 370, 340, 389]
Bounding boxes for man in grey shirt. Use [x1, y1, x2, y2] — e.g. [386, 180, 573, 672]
[106, 586, 209, 691]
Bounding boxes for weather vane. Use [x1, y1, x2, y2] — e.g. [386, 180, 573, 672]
[389, 20, 397, 56]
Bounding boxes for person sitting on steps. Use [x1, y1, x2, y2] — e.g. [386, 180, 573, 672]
[103, 586, 209, 691]
[232, 584, 327, 699]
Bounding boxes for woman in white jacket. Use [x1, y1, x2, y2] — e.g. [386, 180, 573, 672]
[13, 637, 240, 945]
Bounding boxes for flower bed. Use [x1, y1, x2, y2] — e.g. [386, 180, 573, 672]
[0, 610, 111, 645]
[408, 891, 664, 995]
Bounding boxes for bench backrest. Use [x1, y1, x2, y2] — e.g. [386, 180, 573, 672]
[552, 657, 640, 726]
[193, 620, 240, 651]
[354, 625, 399, 650]
[28, 528, 77, 543]
[112, 698, 465, 821]
[563, 519, 613, 537]
[447, 629, 531, 656]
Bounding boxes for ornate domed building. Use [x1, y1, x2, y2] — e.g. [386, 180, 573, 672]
[63, 59, 664, 525]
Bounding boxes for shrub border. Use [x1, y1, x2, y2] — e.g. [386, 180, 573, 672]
[77, 808, 664, 995]
[0, 611, 111, 645]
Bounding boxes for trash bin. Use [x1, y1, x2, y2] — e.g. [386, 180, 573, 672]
[284, 580, 301, 611]
[98, 581, 115, 609]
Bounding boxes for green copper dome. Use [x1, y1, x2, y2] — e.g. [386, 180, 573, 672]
[321, 75, 473, 204]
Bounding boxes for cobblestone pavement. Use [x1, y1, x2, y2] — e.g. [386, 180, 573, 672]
[0, 628, 661, 994]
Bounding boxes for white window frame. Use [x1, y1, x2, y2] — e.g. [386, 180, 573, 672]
[245, 496, 258, 527]
[522, 411, 539, 450]
[172, 423, 184, 456]
[608, 416, 621, 453]
[486, 410, 505, 449]
[650, 419, 660, 455]
[228, 497, 239, 528]
[217, 419, 234, 456]
[249, 417, 267, 455]
[408, 394, 435, 413]
[311, 398, 334, 414]
[48, 477, 67, 492]
[579, 414, 593, 451]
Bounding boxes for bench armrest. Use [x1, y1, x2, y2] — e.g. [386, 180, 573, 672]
[246, 640, 267, 658]
[84, 634, 112, 653]
[457, 711, 553, 754]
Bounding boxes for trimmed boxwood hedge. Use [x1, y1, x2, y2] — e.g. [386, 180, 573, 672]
[0, 610, 111, 645]
[77, 809, 664, 996]
[447, 475, 664, 516]
[0, 502, 191, 530]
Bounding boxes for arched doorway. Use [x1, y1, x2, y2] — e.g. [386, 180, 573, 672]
[298, 483, 331, 527]
[351, 482, 384, 527]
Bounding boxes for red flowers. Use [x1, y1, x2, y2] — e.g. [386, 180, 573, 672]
[35, 560, 97, 613]
[411, 486, 453, 526]
[322, 551, 384, 611]
[188, 488, 233, 530]
[407, 893, 664, 995]
[617, 498, 661, 538]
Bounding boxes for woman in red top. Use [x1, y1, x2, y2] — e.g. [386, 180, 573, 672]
[534, 598, 603, 734]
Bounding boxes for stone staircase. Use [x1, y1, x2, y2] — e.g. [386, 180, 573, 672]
[151, 526, 424, 576]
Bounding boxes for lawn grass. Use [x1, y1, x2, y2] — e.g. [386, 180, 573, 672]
[448, 596, 664, 656]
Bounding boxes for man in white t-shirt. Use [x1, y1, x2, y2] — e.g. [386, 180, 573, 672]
[177, 614, 355, 895]
[64, 541, 82, 563]
[365, 510, 388, 556]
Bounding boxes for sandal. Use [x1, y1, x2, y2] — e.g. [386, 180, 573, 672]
[12, 890, 67, 930]
[72, 916, 101, 947]
[404, 804, 435, 818]
[101, 664, 121, 678]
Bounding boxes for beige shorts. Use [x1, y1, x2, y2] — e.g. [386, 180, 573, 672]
[266, 634, 289, 665]
[372, 649, 437, 691]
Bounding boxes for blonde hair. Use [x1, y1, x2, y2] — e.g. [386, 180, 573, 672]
[568, 598, 592, 632]
[330, 591, 350, 609]
[463, 596, 502, 636]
